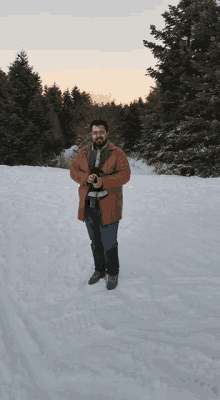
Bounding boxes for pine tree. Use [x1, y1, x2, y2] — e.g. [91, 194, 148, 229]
[117, 104, 130, 151]
[0, 48, 52, 166]
[41, 82, 65, 157]
[134, 0, 220, 178]
[170, 0, 220, 178]
[60, 87, 76, 150]
[72, 88, 95, 150]
[71, 86, 90, 127]
[98, 100, 127, 149]
[22, 94, 55, 166]
[119, 100, 145, 155]
[0, 69, 16, 165]
[133, 83, 164, 162]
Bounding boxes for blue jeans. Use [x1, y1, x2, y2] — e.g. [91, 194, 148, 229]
[84, 200, 120, 276]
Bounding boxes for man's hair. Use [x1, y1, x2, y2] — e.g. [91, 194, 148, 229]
[90, 120, 109, 133]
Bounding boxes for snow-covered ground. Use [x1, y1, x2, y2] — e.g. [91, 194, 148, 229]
[1, 154, 220, 400]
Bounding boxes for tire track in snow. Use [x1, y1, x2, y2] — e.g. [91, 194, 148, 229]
[2, 205, 50, 300]
[0, 281, 61, 400]
[2, 189, 100, 338]
[6, 279, 105, 362]
[0, 207, 15, 284]
[2, 199, 120, 361]
[4, 207, 75, 304]
[3, 283, 122, 393]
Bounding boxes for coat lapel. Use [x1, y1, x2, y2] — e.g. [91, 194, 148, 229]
[85, 140, 114, 172]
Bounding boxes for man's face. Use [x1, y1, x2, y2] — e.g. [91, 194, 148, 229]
[91, 125, 109, 147]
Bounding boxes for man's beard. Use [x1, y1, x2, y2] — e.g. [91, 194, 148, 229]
[93, 137, 107, 149]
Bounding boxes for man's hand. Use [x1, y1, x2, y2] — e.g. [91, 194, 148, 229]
[93, 176, 103, 189]
[87, 173, 97, 184]
[87, 173, 103, 189]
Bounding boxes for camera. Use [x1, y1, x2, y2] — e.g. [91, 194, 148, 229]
[88, 167, 104, 191]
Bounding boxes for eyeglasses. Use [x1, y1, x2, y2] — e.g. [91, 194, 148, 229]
[92, 131, 105, 136]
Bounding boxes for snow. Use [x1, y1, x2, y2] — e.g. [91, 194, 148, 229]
[63, 144, 78, 158]
[0, 153, 220, 400]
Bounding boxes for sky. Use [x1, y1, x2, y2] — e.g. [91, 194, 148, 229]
[0, 0, 180, 106]
[0, 147, 220, 399]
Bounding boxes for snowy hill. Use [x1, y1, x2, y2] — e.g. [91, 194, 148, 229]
[0, 156, 220, 400]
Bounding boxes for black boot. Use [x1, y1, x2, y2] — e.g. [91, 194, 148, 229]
[88, 269, 106, 285]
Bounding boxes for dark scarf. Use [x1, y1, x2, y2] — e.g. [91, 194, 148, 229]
[85, 139, 112, 195]
[86, 139, 112, 173]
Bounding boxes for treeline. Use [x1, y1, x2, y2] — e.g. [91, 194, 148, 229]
[1, 0, 220, 178]
[0, 49, 146, 168]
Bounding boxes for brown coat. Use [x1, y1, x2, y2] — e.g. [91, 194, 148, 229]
[70, 141, 131, 225]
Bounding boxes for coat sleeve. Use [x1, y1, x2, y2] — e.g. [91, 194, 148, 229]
[70, 150, 89, 186]
[102, 150, 131, 189]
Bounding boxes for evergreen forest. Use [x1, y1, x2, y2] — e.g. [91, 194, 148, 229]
[0, 0, 219, 178]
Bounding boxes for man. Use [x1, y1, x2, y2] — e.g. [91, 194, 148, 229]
[70, 119, 131, 290]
